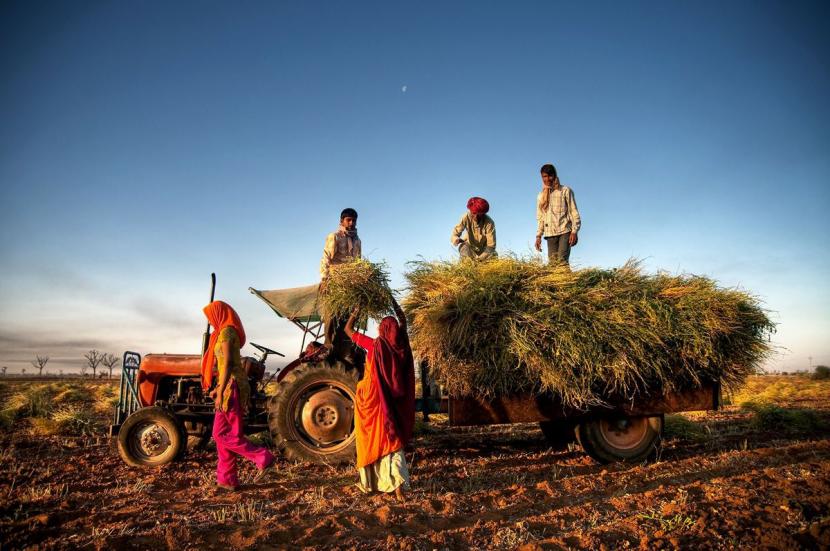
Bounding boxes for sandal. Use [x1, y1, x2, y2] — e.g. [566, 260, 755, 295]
[253, 461, 276, 483]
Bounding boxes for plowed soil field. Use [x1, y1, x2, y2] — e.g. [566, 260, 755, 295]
[1, 376, 829, 550]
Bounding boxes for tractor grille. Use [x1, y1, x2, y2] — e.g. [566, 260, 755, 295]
[109, 351, 142, 436]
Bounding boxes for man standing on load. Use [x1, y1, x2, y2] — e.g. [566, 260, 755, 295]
[320, 208, 362, 362]
[451, 197, 497, 261]
[534, 164, 581, 265]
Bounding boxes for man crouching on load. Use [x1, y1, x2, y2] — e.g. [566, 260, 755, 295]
[451, 196, 497, 261]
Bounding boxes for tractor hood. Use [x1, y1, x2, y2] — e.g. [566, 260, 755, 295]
[138, 354, 201, 406]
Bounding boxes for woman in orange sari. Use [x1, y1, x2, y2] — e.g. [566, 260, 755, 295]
[345, 298, 415, 502]
[202, 301, 275, 490]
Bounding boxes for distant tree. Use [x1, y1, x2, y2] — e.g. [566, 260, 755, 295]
[84, 349, 103, 378]
[102, 353, 120, 379]
[32, 355, 49, 377]
[21, 368, 26, 376]
[1, 366, 6, 377]
[59, 369, 64, 377]
[814, 365, 830, 380]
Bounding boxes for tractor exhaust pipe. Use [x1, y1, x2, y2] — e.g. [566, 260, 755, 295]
[201, 273, 217, 357]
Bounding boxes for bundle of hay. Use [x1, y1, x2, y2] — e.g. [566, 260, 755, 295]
[319, 259, 395, 322]
[404, 257, 774, 408]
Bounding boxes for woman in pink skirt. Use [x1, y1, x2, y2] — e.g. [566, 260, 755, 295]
[202, 301, 275, 490]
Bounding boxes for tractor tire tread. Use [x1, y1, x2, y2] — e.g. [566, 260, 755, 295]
[268, 362, 358, 465]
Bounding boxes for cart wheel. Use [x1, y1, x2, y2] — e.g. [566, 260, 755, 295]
[539, 420, 577, 450]
[268, 361, 358, 464]
[117, 406, 186, 467]
[577, 414, 662, 464]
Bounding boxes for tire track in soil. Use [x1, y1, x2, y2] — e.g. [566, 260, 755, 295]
[2, 379, 830, 550]
[366, 440, 830, 549]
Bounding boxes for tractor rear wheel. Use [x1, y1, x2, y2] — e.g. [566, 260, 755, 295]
[268, 362, 358, 464]
[576, 414, 662, 464]
[117, 406, 186, 467]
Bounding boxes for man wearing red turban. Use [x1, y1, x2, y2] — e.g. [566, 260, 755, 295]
[450, 196, 497, 260]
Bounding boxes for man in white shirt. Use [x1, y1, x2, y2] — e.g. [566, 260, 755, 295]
[320, 208, 362, 364]
[320, 208, 361, 279]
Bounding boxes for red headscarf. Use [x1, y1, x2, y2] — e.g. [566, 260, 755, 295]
[201, 301, 247, 390]
[467, 196, 490, 215]
[372, 316, 416, 446]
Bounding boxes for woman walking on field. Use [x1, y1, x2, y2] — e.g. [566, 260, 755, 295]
[202, 301, 275, 491]
[345, 299, 415, 502]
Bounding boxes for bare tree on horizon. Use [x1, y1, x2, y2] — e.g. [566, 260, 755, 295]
[32, 355, 49, 377]
[21, 368, 26, 376]
[84, 349, 103, 378]
[102, 353, 120, 379]
[1, 366, 6, 377]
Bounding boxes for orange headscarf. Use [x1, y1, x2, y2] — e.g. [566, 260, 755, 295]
[201, 301, 246, 390]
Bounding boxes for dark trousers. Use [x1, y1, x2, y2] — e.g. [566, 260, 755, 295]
[545, 234, 571, 265]
[323, 313, 363, 369]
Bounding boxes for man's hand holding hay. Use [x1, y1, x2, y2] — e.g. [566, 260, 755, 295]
[319, 259, 395, 325]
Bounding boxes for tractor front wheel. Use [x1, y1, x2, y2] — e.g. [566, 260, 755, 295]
[268, 362, 358, 464]
[117, 406, 186, 467]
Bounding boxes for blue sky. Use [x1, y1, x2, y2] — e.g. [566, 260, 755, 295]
[1, 1, 828, 374]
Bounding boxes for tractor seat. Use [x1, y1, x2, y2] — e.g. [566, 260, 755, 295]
[242, 357, 265, 384]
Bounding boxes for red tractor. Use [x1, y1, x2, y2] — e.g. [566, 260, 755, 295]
[110, 276, 364, 467]
[112, 278, 722, 466]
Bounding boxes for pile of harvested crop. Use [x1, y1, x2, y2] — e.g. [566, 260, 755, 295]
[403, 257, 774, 408]
[319, 259, 395, 322]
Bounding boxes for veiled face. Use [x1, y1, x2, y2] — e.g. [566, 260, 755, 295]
[378, 316, 399, 343]
[203, 302, 227, 329]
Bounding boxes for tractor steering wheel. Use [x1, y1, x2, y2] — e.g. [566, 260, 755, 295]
[250, 342, 285, 358]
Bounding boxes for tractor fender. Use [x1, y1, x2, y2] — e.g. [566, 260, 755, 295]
[276, 358, 304, 383]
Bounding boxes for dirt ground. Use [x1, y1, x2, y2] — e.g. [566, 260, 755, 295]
[1, 375, 829, 550]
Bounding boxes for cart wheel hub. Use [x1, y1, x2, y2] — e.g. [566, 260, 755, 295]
[301, 389, 353, 444]
[137, 425, 171, 456]
[599, 416, 649, 450]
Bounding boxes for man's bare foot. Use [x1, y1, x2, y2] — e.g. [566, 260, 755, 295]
[394, 486, 405, 503]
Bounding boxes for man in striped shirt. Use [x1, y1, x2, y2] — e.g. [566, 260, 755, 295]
[534, 164, 581, 265]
